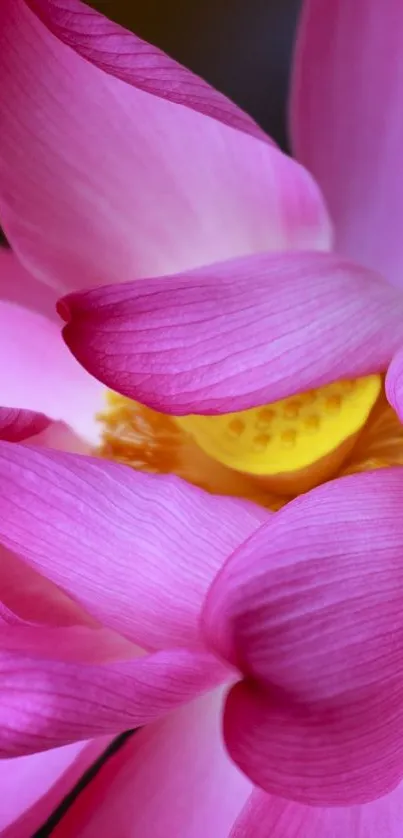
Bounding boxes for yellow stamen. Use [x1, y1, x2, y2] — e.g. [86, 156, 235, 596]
[97, 393, 281, 509]
[174, 376, 381, 493]
[97, 376, 403, 512]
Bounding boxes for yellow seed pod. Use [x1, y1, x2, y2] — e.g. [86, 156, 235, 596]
[175, 375, 382, 494]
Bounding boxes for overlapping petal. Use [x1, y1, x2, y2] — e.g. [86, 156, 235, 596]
[291, 0, 403, 288]
[27, 0, 266, 143]
[0, 407, 91, 455]
[0, 406, 50, 442]
[386, 347, 403, 422]
[59, 251, 403, 414]
[0, 738, 112, 838]
[47, 691, 251, 838]
[203, 470, 403, 805]
[0, 0, 330, 291]
[0, 544, 92, 628]
[0, 442, 264, 650]
[0, 301, 103, 442]
[0, 246, 57, 318]
[0, 647, 225, 757]
[0, 623, 135, 663]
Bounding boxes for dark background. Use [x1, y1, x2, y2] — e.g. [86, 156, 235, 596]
[88, 0, 302, 150]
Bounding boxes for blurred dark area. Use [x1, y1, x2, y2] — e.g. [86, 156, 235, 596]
[0, 0, 301, 247]
[88, 0, 302, 150]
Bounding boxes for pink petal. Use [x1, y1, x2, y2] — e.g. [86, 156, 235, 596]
[0, 647, 225, 756]
[230, 787, 403, 838]
[0, 407, 90, 453]
[386, 347, 403, 422]
[60, 251, 403, 415]
[0, 246, 57, 318]
[0, 406, 51, 442]
[0, 442, 265, 650]
[0, 301, 103, 442]
[0, 622, 137, 663]
[202, 470, 403, 805]
[49, 690, 251, 838]
[0, 0, 330, 291]
[0, 738, 112, 837]
[28, 0, 266, 144]
[26, 420, 92, 454]
[0, 544, 93, 628]
[291, 0, 403, 288]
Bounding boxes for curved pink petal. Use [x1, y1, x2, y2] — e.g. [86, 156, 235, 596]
[0, 406, 51, 442]
[0, 544, 93, 628]
[0, 0, 330, 291]
[0, 301, 103, 443]
[0, 246, 57, 318]
[0, 622, 136, 663]
[0, 407, 90, 453]
[50, 690, 251, 838]
[202, 470, 403, 805]
[0, 442, 265, 651]
[386, 347, 403, 422]
[27, 0, 266, 144]
[60, 251, 403, 415]
[230, 787, 403, 838]
[0, 738, 112, 837]
[0, 647, 224, 757]
[291, 0, 403, 288]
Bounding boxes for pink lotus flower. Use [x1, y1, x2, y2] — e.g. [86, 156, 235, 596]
[2, 0, 403, 836]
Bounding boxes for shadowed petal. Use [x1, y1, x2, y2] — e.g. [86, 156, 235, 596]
[0, 0, 330, 289]
[0, 407, 51, 442]
[203, 470, 403, 805]
[386, 347, 403, 423]
[49, 691, 251, 838]
[0, 443, 265, 650]
[291, 0, 403, 288]
[60, 251, 403, 414]
[0, 647, 225, 757]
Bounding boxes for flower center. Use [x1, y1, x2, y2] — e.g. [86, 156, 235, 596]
[97, 374, 403, 510]
[174, 376, 381, 494]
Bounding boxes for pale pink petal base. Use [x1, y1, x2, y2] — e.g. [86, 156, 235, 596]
[0, 301, 103, 442]
[49, 690, 251, 838]
[0, 738, 113, 838]
[28, 421, 91, 454]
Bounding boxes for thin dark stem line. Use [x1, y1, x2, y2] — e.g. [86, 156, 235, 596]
[32, 730, 136, 837]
